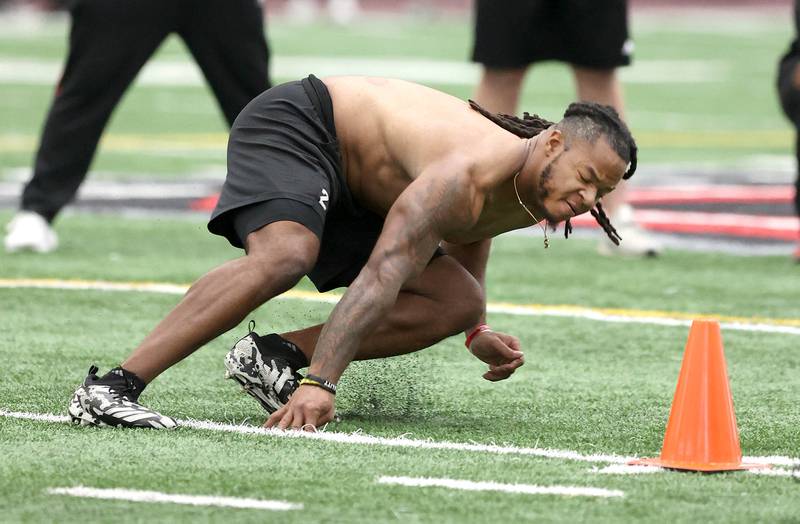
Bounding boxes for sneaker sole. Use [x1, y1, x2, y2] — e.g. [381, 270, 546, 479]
[224, 352, 284, 414]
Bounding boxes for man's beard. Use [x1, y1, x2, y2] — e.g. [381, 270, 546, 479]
[537, 153, 561, 226]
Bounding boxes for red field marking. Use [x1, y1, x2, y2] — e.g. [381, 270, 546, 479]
[572, 210, 799, 240]
[190, 194, 220, 211]
[627, 185, 794, 205]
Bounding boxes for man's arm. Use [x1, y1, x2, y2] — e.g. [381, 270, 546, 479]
[442, 239, 524, 382]
[441, 238, 491, 328]
[266, 164, 480, 429]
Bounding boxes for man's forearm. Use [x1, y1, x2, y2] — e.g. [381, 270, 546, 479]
[307, 267, 403, 383]
[442, 238, 491, 329]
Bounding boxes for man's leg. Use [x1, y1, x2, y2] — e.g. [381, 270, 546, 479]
[472, 67, 527, 116]
[70, 219, 320, 428]
[279, 254, 484, 362]
[122, 221, 320, 383]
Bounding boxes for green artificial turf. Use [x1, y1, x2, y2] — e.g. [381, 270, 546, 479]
[1, 212, 799, 522]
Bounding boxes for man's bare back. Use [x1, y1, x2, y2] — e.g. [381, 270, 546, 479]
[326, 76, 533, 243]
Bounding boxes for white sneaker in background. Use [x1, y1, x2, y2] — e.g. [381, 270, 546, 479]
[597, 204, 662, 258]
[327, 0, 360, 24]
[4, 211, 58, 253]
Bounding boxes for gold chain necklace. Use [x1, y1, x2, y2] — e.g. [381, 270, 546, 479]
[513, 171, 549, 249]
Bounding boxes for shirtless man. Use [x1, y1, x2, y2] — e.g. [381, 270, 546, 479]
[68, 75, 637, 430]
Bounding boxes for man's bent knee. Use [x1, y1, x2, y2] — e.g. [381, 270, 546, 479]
[244, 221, 320, 291]
[451, 279, 484, 334]
[415, 256, 484, 336]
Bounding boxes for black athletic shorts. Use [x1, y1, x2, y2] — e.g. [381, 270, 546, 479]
[208, 74, 389, 292]
[472, 0, 632, 69]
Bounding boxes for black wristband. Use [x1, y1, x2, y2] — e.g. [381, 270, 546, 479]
[301, 373, 337, 395]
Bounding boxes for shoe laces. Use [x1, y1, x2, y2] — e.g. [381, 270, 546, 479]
[86, 365, 139, 402]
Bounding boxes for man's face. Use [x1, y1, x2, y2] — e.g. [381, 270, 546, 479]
[536, 137, 626, 223]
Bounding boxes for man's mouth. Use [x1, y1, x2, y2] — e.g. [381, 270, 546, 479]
[566, 201, 577, 216]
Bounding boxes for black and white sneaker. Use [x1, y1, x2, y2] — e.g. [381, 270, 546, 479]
[68, 366, 177, 429]
[224, 324, 308, 414]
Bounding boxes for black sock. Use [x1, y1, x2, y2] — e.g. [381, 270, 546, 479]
[101, 367, 147, 400]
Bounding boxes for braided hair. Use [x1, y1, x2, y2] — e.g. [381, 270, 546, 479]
[468, 99, 638, 245]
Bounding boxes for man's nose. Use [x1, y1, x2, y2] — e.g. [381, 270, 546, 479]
[580, 186, 597, 207]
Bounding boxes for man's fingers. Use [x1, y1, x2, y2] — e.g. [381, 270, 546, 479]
[483, 357, 524, 381]
[495, 342, 523, 361]
[302, 413, 318, 431]
[505, 336, 522, 352]
[483, 369, 508, 381]
[264, 406, 287, 428]
[277, 409, 295, 430]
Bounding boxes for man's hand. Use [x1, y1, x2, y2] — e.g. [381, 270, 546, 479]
[264, 385, 335, 431]
[468, 331, 524, 381]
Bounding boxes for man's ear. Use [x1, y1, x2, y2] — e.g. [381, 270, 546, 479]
[544, 128, 565, 157]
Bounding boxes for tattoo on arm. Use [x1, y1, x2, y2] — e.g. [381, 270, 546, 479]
[308, 171, 476, 382]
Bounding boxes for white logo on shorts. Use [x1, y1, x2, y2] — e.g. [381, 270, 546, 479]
[319, 189, 329, 210]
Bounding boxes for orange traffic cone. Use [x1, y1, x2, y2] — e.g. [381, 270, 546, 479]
[630, 320, 767, 472]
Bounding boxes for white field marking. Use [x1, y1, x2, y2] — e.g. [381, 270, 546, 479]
[0, 409, 631, 464]
[0, 57, 727, 87]
[594, 464, 663, 475]
[748, 468, 800, 478]
[593, 464, 799, 477]
[0, 181, 220, 200]
[4, 409, 799, 468]
[2, 278, 800, 336]
[376, 476, 624, 498]
[46, 486, 302, 511]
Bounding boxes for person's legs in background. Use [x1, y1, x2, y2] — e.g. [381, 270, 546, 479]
[472, 68, 527, 116]
[471, 0, 661, 257]
[777, 55, 800, 261]
[178, 0, 271, 127]
[4, 0, 176, 253]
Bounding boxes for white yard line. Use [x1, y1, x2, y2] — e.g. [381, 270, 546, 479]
[0, 408, 633, 464]
[1, 278, 798, 336]
[46, 486, 302, 511]
[593, 464, 663, 475]
[376, 476, 624, 498]
[3, 409, 799, 469]
[0, 57, 728, 87]
[593, 464, 799, 477]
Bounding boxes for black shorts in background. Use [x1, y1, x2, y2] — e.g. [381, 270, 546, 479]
[472, 0, 632, 69]
[208, 74, 387, 292]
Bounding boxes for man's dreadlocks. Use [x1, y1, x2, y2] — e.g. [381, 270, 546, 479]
[468, 99, 638, 245]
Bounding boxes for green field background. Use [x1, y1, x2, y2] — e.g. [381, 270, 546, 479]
[1, 8, 799, 524]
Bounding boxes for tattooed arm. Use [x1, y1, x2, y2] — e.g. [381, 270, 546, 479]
[265, 163, 480, 430]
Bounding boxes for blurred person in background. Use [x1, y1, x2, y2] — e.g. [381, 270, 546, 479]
[777, 0, 800, 262]
[471, 0, 661, 257]
[285, 0, 360, 25]
[4, 0, 271, 253]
